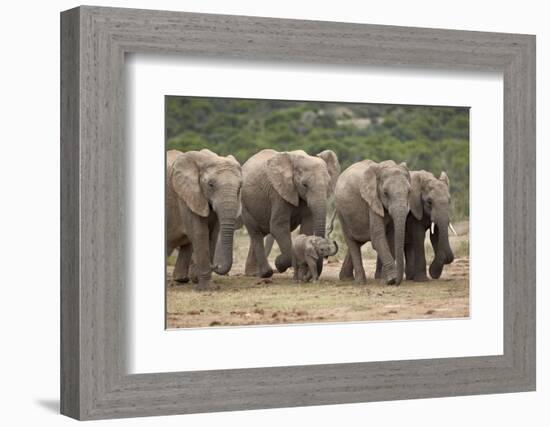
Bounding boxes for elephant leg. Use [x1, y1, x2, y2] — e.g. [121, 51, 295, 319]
[173, 245, 192, 283]
[306, 257, 319, 282]
[188, 257, 198, 283]
[270, 212, 293, 273]
[374, 257, 383, 279]
[343, 234, 366, 284]
[242, 207, 272, 277]
[404, 241, 416, 281]
[299, 212, 323, 276]
[338, 217, 365, 283]
[271, 230, 293, 273]
[302, 266, 312, 282]
[370, 213, 397, 285]
[264, 234, 275, 258]
[248, 228, 273, 278]
[339, 251, 354, 280]
[292, 257, 299, 282]
[374, 222, 393, 280]
[244, 244, 258, 276]
[189, 220, 213, 290]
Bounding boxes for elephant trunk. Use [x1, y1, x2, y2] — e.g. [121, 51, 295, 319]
[429, 218, 454, 279]
[309, 195, 327, 238]
[308, 193, 328, 275]
[212, 190, 239, 275]
[391, 208, 407, 285]
[329, 240, 339, 256]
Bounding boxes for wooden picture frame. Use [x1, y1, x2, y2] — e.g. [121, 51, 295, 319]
[60, 5, 536, 420]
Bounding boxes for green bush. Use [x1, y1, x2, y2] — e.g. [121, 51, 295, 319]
[166, 97, 469, 220]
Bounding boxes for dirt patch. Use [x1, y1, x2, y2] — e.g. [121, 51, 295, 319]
[166, 222, 470, 329]
[166, 257, 469, 328]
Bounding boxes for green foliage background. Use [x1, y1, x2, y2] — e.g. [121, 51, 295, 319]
[166, 97, 469, 219]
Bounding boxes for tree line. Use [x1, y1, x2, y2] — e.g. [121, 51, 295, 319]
[166, 96, 469, 219]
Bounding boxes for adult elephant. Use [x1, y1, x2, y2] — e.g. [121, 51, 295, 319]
[241, 149, 340, 278]
[336, 160, 410, 285]
[166, 149, 242, 290]
[400, 170, 455, 281]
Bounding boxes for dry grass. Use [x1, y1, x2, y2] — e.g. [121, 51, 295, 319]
[166, 221, 470, 329]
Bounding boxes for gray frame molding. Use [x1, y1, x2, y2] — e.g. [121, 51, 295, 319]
[60, 5, 536, 420]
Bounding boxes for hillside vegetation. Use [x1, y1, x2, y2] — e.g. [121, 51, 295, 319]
[166, 97, 469, 218]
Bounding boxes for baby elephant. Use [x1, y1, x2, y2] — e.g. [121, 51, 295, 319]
[292, 235, 338, 282]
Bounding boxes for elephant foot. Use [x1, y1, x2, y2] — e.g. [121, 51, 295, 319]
[244, 266, 258, 277]
[413, 273, 429, 282]
[194, 278, 214, 291]
[189, 264, 198, 283]
[244, 256, 259, 276]
[354, 274, 367, 285]
[194, 283, 209, 291]
[382, 263, 397, 285]
[258, 267, 273, 278]
[339, 271, 354, 281]
[274, 255, 292, 273]
[173, 277, 189, 284]
[339, 263, 354, 281]
[429, 263, 443, 279]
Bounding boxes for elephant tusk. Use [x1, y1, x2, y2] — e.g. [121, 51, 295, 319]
[430, 222, 435, 235]
[449, 222, 458, 236]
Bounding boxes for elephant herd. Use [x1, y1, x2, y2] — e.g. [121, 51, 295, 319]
[166, 148, 455, 290]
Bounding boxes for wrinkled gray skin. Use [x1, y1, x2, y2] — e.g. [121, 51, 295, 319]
[335, 160, 411, 285]
[292, 235, 338, 282]
[166, 149, 242, 290]
[375, 170, 454, 281]
[406, 170, 454, 280]
[241, 149, 340, 278]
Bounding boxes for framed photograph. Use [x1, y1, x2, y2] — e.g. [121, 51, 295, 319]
[61, 6, 535, 420]
[163, 97, 470, 329]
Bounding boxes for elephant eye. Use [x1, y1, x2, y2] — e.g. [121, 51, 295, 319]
[208, 181, 215, 188]
[302, 182, 308, 188]
[426, 197, 433, 206]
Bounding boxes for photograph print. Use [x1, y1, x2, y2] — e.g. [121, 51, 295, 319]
[165, 96, 469, 329]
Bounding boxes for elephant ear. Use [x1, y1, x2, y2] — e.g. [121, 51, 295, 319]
[266, 153, 299, 206]
[305, 238, 319, 261]
[360, 164, 384, 217]
[316, 150, 341, 193]
[226, 154, 240, 166]
[171, 153, 210, 217]
[439, 171, 450, 187]
[409, 172, 424, 220]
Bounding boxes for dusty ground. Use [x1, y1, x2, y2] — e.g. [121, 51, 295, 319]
[166, 221, 470, 329]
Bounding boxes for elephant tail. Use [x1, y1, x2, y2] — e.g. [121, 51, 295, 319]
[326, 209, 338, 239]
